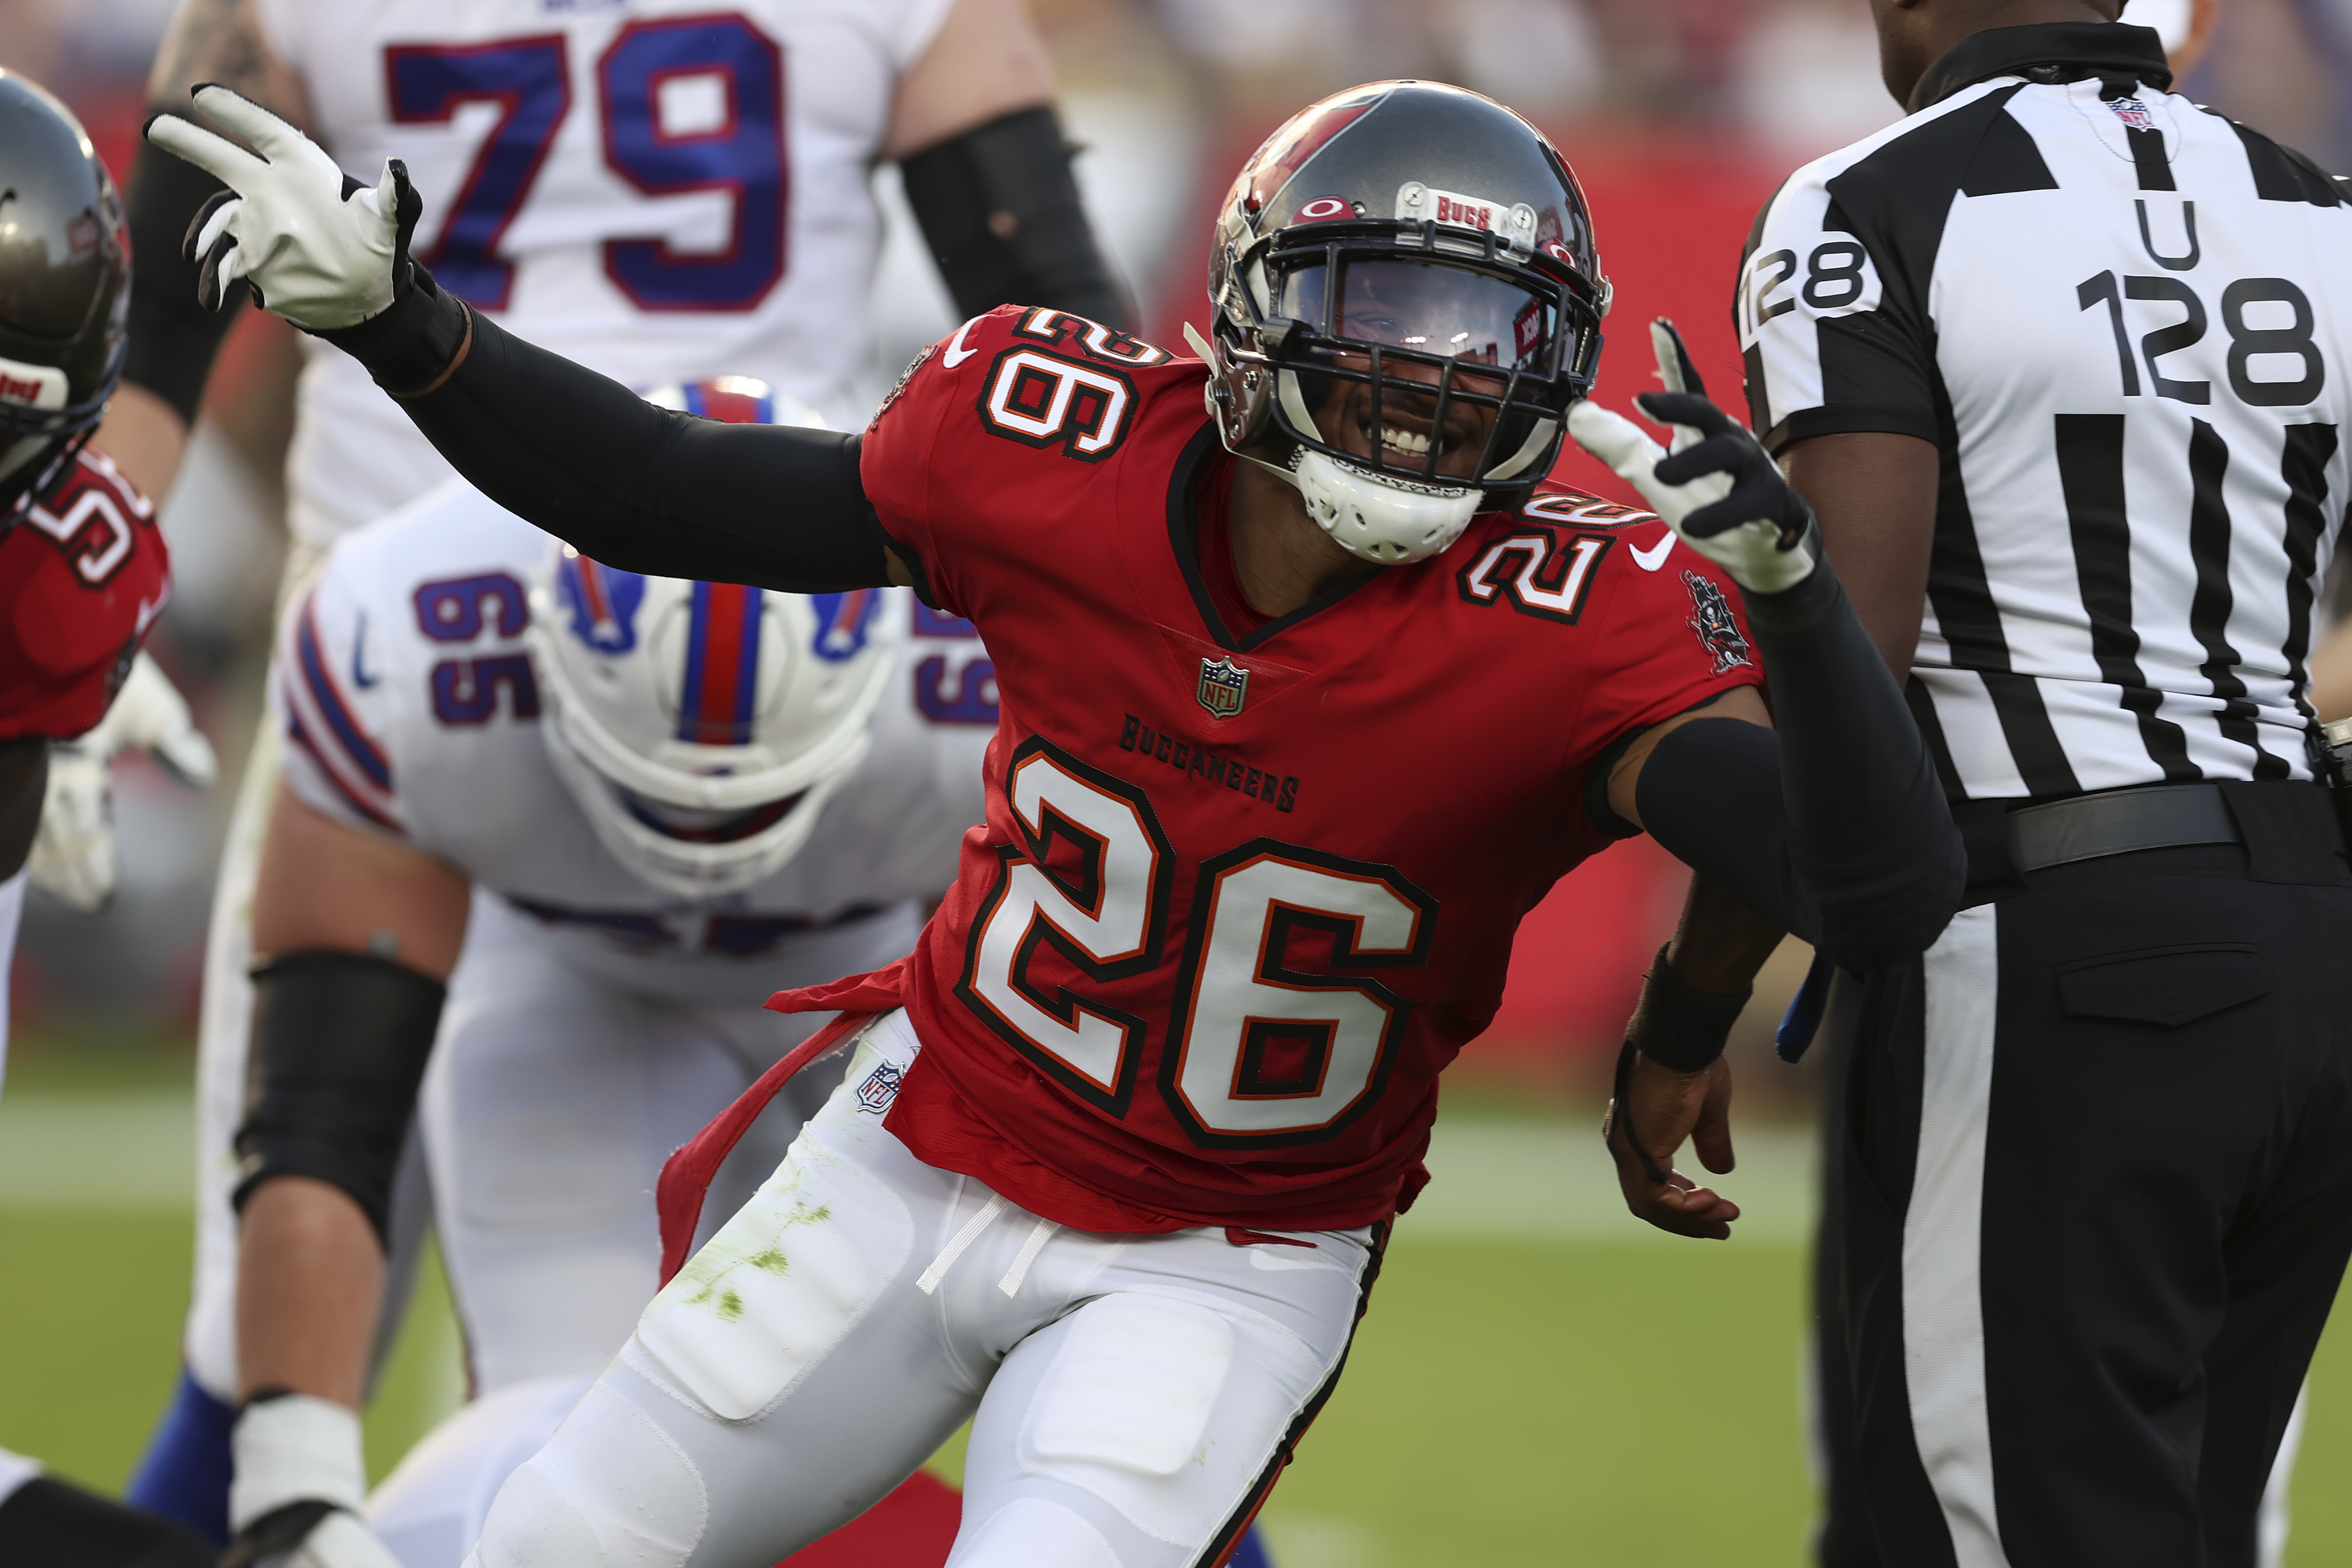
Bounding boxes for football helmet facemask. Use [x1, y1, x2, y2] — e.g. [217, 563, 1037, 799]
[527, 378, 896, 899]
[1196, 80, 1609, 565]
[0, 71, 129, 524]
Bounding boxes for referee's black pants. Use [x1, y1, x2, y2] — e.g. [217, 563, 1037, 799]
[1812, 830, 2352, 1568]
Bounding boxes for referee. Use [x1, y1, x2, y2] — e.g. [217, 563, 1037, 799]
[1739, 4, 2352, 1565]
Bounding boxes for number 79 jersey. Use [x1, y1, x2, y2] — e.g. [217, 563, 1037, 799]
[253, 0, 955, 548]
[842, 307, 1763, 1235]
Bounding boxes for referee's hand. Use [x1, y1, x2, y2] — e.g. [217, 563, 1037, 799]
[1604, 1054, 1740, 1240]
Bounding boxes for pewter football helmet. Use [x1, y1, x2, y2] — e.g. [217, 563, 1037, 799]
[0, 71, 129, 522]
[1197, 81, 1609, 564]
[526, 378, 895, 898]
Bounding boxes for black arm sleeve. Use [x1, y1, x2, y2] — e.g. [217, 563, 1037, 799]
[235, 951, 445, 1247]
[122, 137, 247, 424]
[1628, 559, 1964, 970]
[899, 105, 1130, 329]
[318, 272, 898, 591]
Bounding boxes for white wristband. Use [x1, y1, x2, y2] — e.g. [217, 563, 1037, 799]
[230, 1393, 367, 1530]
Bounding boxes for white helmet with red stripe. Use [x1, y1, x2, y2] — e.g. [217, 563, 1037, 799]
[525, 378, 896, 898]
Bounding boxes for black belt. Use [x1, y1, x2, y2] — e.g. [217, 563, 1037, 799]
[1984, 780, 2344, 881]
[2007, 783, 2239, 871]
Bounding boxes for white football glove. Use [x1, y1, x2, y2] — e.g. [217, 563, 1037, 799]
[1566, 319, 1819, 596]
[224, 1394, 404, 1568]
[28, 653, 217, 913]
[145, 85, 416, 330]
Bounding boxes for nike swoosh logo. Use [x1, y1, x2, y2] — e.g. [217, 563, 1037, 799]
[942, 317, 983, 368]
[351, 612, 381, 689]
[1630, 529, 1676, 572]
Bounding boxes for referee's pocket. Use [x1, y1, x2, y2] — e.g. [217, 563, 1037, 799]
[2056, 945, 2269, 1028]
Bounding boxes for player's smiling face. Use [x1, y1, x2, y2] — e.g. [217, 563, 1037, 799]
[1285, 257, 1548, 482]
[1312, 356, 1499, 479]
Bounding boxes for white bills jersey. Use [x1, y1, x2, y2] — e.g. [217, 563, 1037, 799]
[272, 478, 995, 1005]
[251, 0, 955, 548]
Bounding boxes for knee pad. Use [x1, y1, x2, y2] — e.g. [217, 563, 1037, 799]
[633, 1131, 911, 1422]
[471, 1383, 707, 1568]
[953, 1497, 1121, 1568]
[1028, 1296, 1235, 1480]
[368, 1376, 591, 1565]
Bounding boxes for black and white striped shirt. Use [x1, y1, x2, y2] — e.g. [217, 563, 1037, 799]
[1739, 22, 2352, 801]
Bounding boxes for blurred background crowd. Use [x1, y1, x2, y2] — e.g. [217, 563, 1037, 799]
[3, 0, 2350, 1090]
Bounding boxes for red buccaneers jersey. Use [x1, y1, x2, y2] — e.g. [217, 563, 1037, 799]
[0, 450, 171, 741]
[837, 305, 1761, 1234]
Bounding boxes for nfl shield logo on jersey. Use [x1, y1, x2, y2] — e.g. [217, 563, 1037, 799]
[1197, 656, 1249, 718]
[855, 1061, 904, 1114]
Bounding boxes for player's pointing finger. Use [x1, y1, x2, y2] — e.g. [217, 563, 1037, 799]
[187, 82, 311, 161]
[143, 112, 262, 186]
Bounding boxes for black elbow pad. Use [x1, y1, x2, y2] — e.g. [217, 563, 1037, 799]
[899, 105, 1129, 328]
[234, 950, 445, 1247]
[122, 136, 246, 426]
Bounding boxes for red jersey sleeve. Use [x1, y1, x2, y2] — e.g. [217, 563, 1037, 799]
[0, 450, 172, 741]
[860, 305, 1187, 621]
[1560, 519, 1762, 773]
[859, 310, 1012, 620]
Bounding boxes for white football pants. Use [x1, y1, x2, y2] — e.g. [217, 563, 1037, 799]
[366, 894, 856, 1567]
[463, 1010, 1381, 1568]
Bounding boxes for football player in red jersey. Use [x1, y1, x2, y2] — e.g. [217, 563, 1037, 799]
[153, 78, 1965, 1566]
[0, 68, 216, 1568]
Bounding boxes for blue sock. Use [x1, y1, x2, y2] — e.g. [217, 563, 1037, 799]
[122, 1368, 235, 1548]
[1229, 1523, 1275, 1568]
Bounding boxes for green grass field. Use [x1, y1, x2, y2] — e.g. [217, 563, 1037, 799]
[4, 1066, 2350, 1565]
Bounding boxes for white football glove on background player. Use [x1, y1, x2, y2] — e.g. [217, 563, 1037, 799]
[223, 1393, 403, 1568]
[28, 653, 217, 913]
[145, 85, 416, 329]
[1567, 319, 1820, 595]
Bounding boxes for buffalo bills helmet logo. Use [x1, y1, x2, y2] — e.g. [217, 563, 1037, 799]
[809, 589, 880, 663]
[1683, 569, 1752, 676]
[557, 554, 647, 655]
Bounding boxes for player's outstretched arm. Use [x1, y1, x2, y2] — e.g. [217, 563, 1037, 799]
[226, 783, 468, 1568]
[143, 90, 904, 594]
[1577, 322, 1965, 973]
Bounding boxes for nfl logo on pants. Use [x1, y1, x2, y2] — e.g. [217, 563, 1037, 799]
[1198, 656, 1248, 718]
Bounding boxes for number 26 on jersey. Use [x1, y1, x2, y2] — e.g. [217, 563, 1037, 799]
[957, 739, 1436, 1150]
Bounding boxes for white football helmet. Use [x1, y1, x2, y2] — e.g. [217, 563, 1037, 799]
[526, 378, 896, 899]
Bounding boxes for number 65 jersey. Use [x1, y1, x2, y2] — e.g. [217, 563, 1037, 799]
[827, 306, 1765, 1236]
[273, 480, 993, 1007]
[253, 0, 956, 549]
